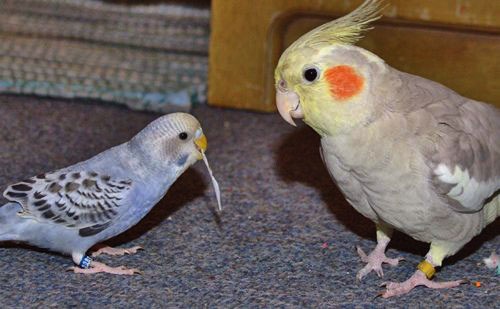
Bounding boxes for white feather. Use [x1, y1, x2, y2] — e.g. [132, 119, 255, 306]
[434, 163, 499, 210]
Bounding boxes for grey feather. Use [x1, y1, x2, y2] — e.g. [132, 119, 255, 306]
[301, 45, 500, 265]
[377, 71, 500, 212]
[275, 2, 499, 291]
[321, 59, 499, 258]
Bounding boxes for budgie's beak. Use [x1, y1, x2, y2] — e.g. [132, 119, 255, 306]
[194, 129, 207, 160]
[276, 89, 303, 126]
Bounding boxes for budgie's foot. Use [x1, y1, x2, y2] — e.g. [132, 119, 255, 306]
[379, 270, 463, 298]
[69, 261, 142, 275]
[356, 245, 403, 281]
[91, 245, 143, 257]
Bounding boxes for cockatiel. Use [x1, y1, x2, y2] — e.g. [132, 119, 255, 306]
[275, 0, 499, 298]
[0, 113, 209, 275]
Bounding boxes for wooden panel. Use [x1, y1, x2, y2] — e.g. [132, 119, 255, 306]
[209, 0, 500, 111]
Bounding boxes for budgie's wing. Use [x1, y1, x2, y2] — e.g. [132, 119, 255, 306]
[422, 98, 500, 213]
[3, 170, 132, 236]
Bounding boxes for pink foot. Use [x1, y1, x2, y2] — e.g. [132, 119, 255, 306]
[91, 245, 143, 257]
[69, 261, 142, 275]
[357, 245, 403, 281]
[380, 270, 464, 298]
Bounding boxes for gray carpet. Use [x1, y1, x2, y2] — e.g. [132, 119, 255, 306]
[0, 95, 498, 308]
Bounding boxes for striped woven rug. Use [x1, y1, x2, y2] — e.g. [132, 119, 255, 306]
[0, 0, 210, 112]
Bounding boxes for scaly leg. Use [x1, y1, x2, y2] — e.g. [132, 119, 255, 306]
[69, 252, 142, 275]
[91, 244, 143, 257]
[357, 223, 403, 281]
[379, 243, 464, 298]
[69, 261, 142, 275]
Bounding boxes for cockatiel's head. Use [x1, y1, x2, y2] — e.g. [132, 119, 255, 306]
[275, 0, 387, 136]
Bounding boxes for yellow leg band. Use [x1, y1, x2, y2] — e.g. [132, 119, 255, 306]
[417, 260, 436, 279]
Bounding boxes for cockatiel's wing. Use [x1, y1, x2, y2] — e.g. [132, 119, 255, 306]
[392, 72, 500, 213]
[3, 170, 132, 236]
[428, 101, 500, 213]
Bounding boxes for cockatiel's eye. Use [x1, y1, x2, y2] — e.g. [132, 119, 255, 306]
[303, 67, 319, 82]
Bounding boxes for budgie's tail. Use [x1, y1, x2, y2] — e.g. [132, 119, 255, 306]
[0, 202, 23, 241]
[484, 193, 499, 225]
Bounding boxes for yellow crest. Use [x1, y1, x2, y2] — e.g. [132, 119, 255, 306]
[287, 0, 384, 51]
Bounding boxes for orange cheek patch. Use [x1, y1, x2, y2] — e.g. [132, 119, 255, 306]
[324, 65, 364, 100]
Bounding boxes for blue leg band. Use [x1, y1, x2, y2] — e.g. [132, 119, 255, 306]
[79, 255, 92, 269]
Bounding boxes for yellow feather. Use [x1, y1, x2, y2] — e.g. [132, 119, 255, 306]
[484, 194, 499, 225]
[275, 0, 386, 136]
[286, 0, 384, 52]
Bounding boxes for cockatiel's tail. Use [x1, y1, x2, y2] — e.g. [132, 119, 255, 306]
[274, 0, 499, 298]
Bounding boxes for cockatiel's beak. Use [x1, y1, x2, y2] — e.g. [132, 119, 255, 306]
[194, 128, 207, 160]
[276, 89, 303, 126]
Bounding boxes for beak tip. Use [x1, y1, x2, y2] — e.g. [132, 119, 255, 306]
[277, 109, 298, 127]
[276, 90, 301, 127]
[195, 134, 207, 155]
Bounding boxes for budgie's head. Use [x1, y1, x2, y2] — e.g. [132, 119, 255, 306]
[131, 113, 207, 176]
[275, 0, 387, 136]
[132, 113, 222, 212]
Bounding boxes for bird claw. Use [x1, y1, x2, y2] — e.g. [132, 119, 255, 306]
[129, 245, 144, 252]
[91, 245, 144, 257]
[356, 245, 403, 281]
[388, 256, 405, 266]
[67, 261, 142, 275]
[116, 265, 143, 275]
[356, 246, 369, 263]
[379, 270, 464, 298]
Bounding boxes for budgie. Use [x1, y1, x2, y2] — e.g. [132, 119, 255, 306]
[0, 113, 209, 275]
[274, 0, 499, 297]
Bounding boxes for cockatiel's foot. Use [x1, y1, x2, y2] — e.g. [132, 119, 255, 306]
[69, 261, 142, 275]
[91, 245, 143, 257]
[379, 270, 463, 298]
[356, 245, 403, 281]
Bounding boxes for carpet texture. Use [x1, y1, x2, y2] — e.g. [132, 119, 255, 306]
[0, 95, 498, 308]
[0, 0, 209, 112]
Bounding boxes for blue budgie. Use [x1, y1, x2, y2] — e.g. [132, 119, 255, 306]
[0, 113, 212, 275]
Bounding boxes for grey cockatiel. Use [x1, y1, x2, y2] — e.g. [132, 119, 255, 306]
[274, 0, 499, 297]
[0, 113, 208, 274]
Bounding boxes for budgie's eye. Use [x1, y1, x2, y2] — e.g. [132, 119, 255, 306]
[303, 67, 319, 82]
[178, 132, 188, 140]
